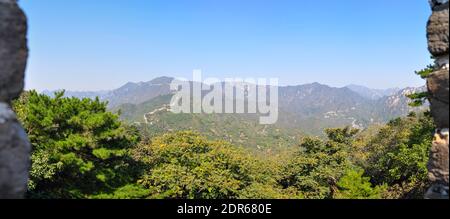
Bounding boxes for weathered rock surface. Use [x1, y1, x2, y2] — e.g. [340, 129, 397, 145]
[425, 129, 449, 199]
[427, 2, 449, 57]
[425, 0, 449, 199]
[429, 0, 450, 10]
[0, 0, 28, 102]
[427, 69, 450, 128]
[0, 103, 30, 198]
[428, 130, 449, 184]
[0, 0, 30, 199]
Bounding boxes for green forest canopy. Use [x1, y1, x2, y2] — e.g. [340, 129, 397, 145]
[13, 91, 434, 199]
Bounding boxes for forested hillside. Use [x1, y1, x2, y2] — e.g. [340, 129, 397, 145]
[104, 79, 427, 152]
[53, 78, 427, 138]
[13, 91, 433, 199]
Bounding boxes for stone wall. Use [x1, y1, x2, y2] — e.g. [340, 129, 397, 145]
[0, 0, 30, 198]
[424, 0, 449, 199]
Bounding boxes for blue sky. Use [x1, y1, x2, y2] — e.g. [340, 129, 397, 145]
[21, 0, 432, 91]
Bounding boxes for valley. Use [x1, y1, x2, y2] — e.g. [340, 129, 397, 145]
[43, 76, 428, 153]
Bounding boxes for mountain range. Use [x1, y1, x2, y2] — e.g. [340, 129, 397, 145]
[42, 76, 428, 152]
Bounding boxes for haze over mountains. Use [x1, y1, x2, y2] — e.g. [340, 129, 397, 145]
[43, 76, 423, 107]
[42, 76, 427, 150]
[345, 84, 401, 100]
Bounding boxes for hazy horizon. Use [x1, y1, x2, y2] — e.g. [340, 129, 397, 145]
[29, 74, 420, 93]
[21, 0, 432, 91]
[36, 75, 414, 93]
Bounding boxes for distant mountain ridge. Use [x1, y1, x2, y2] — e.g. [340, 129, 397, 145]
[42, 76, 427, 138]
[43, 76, 419, 108]
[43, 76, 175, 107]
[40, 76, 428, 151]
[345, 84, 401, 100]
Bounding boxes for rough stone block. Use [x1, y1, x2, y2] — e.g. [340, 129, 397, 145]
[0, 0, 28, 102]
[0, 102, 30, 198]
[427, 2, 449, 57]
[427, 69, 449, 128]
